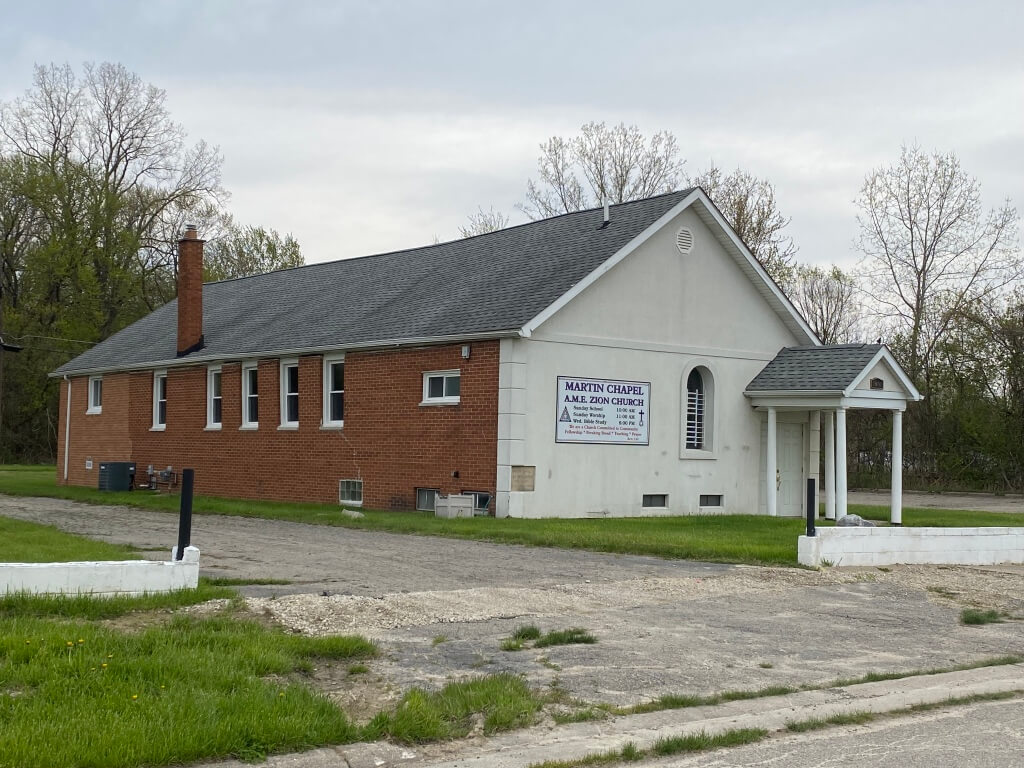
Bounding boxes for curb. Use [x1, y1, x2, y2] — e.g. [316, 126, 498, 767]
[199, 663, 1024, 768]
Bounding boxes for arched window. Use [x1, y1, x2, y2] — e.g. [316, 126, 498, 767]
[686, 369, 705, 449]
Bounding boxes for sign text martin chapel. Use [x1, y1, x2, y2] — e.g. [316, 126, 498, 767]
[555, 376, 651, 445]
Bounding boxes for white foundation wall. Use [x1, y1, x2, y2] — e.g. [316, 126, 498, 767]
[497, 207, 808, 518]
[0, 547, 200, 596]
[799, 528, 1024, 567]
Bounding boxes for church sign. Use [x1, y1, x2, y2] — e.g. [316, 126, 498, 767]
[555, 376, 650, 445]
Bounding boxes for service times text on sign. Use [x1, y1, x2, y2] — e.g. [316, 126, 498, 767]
[555, 376, 651, 445]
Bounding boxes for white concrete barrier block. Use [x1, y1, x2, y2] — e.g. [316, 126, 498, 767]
[1, 550, 201, 596]
[803, 526, 1024, 567]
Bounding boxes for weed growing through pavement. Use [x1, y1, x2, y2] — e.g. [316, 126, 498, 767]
[361, 673, 542, 744]
[960, 608, 1004, 625]
[501, 626, 595, 652]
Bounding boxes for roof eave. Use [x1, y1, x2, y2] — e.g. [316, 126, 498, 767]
[744, 389, 845, 397]
[49, 329, 520, 378]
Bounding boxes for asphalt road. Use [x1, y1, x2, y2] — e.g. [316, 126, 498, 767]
[849, 489, 1024, 514]
[641, 696, 1024, 768]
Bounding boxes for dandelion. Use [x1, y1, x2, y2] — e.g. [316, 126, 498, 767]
[279, 692, 285, 697]
[66, 641, 74, 647]
[101, 663, 108, 669]
[25, 640, 30, 645]
[78, 639, 85, 644]
[107, 654, 114, 658]
[131, 694, 138, 701]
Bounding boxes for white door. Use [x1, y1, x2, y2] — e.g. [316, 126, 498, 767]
[777, 423, 804, 517]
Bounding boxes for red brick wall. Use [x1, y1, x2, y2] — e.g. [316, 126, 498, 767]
[58, 374, 133, 487]
[57, 341, 499, 510]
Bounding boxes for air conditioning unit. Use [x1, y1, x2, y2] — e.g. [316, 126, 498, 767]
[98, 461, 136, 491]
[434, 493, 474, 519]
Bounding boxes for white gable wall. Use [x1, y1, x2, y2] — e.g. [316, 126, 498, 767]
[497, 207, 808, 518]
[856, 359, 904, 394]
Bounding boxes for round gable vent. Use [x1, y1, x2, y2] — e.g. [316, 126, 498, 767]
[676, 227, 694, 254]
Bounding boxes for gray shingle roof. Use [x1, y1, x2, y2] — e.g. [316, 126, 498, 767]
[746, 344, 884, 392]
[55, 190, 693, 375]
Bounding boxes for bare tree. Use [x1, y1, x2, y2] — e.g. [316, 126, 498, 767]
[856, 145, 1020, 379]
[789, 264, 861, 344]
[459, 206, 510, 238]
[203, 220, 304, 282]
[692, 166, 797, 286]
[519, 122, 685, 219]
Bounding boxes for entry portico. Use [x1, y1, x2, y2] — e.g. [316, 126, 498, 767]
[745, 344, 922, 523]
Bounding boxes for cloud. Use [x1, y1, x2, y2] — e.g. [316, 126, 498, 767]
[1, 0, 1020, 269]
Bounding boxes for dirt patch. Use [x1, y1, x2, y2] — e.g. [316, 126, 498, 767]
[306, 660, 402, 726]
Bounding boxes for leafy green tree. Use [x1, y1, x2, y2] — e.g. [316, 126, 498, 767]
[0, 63, 299, 462]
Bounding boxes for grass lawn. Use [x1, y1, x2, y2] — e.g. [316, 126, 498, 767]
[3, 466, 1023, 568]
[0, 516, 139, 563]
[0, 613, 377, 768]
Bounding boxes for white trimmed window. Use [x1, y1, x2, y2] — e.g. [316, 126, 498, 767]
[339, 479, 362, 505]
[685, 369, 704, 450]
[280, 359, 299, 428]
[152, 371, 167, 429]
[87, 376, 103, 414]
[206, 366, 222, 429]
[682, 365, 715, 456]
[415, 488, 439, 511]
[241, 362, 259, 428]
[323, 355, 345, 427]
[421, 370, 460, 405]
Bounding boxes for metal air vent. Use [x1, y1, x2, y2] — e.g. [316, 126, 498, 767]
[676, 227, 694, 254]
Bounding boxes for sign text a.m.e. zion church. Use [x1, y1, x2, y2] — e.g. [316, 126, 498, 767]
[555, 376, 651, 445]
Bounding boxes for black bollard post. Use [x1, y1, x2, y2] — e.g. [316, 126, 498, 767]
[806, 477, 816, 538]
[175, 469, 194, 561]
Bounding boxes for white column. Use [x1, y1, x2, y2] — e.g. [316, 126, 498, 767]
[824, 410, 836, 520]
[766, 407, 777, 517]
[891, 409, 903, 526]
[836, 407, 848, 520]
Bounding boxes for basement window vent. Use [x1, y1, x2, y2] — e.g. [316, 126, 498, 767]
[463, 490, 492, 514]
[699, 494, 723, 507]
[339, 479, 363, 506]
[642, 494, 668, 508]
[870, 377, 884, 390]
[416, 488, 439, 512]
[675, 227, 694, 254]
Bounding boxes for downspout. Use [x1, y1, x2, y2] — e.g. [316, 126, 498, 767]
[63, 375, 71, 482]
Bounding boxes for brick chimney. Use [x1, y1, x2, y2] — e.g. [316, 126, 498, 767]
[177, 224, 205, 356]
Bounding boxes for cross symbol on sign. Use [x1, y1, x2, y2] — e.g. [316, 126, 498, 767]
[639, 409, 645, 425]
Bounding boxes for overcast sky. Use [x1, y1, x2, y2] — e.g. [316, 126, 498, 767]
[2, 0, 1021, 268]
